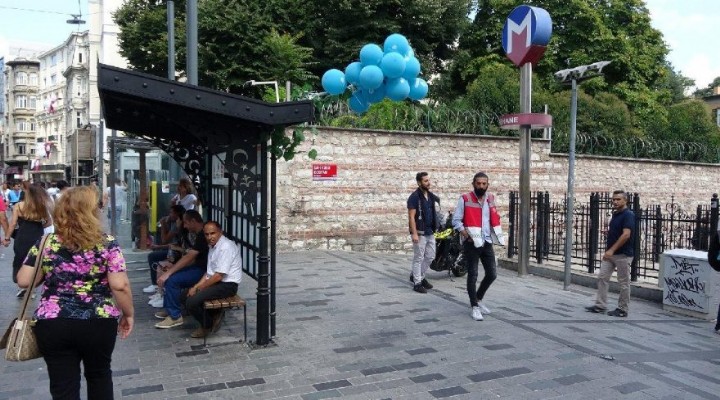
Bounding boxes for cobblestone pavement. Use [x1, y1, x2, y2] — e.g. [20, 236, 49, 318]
[1, 223, 719, 399]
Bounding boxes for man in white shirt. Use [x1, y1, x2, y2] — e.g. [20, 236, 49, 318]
[184, 221, 243, 339]
[102, 179, 127, 222]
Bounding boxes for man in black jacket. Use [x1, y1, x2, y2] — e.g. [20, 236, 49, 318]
[407, 172, 441, 293]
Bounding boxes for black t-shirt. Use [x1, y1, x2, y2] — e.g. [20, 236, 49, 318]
[607, 208, 635, 257]
[188, 230, 209, 268]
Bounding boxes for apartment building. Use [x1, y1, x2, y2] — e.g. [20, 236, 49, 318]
[2, 58, 40, 181]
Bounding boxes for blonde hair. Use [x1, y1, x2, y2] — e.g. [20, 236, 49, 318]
[178, 178, 195, 194]
[22, 185, 51, 221]
[53, 186, 104, 250]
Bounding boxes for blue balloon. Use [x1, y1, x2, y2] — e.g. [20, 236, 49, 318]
[384, 33, 410, 55]
[349, 90, 370, 113]
[402, 57, 421, 81]
[358, 65, 384, 90]
[344, 62, 362, 85]
[403, 47, 415, 61]
[321, 69, 347, 95]
[408, 78, 429, 100]
[385, 77, 410, 101]
[360, 44, 384, 66]
[366, 83, 386, 103]
[380, 52, 406, 79]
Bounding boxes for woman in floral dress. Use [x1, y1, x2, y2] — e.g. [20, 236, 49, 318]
[17, 186, 134, 400]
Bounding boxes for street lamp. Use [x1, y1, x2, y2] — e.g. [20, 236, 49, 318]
[245, 80, 280, 103]
[555, 60, 611, 290]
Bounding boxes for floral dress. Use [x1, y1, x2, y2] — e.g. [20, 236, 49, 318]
[23, 234, 127, 320]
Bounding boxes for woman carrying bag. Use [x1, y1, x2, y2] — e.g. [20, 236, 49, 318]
[17, 186, 134, 400]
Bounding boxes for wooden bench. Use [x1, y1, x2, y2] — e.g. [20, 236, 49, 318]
[202, 294, 247, 346]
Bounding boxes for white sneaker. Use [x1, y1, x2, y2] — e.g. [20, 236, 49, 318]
[148, 292, 162, 301]
[149, 297, 164, 308]
[478, 302, 491, 314]
[142, 284, 158, 293]
[471, 306, 484, 321]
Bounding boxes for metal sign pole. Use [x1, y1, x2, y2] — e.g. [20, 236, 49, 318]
[563, 78, 578, 289]
[518, 63, 532, 277]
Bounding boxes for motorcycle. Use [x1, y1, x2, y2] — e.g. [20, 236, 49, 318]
[430, 212, 467, 278]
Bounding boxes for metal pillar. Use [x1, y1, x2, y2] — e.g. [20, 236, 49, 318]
[186, 0, 198, 85]
[167, 0, 175, 80]
[518, 63, 532, 277]
[138, 149, 149, 250]
[563, 79, 578, 289]
[256, 142, 270, 345]
[109, 130, 117, 236]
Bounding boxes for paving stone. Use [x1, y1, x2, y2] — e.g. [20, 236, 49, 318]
[612, 381, 652, 394]
[429, 385, 469, 398]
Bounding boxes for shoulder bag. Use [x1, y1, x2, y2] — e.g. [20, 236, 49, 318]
[0, 234, 50, 361]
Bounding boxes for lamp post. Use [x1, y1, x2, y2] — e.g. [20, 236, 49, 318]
[555, 61, 611, 290]
[246, 80, 280, 103]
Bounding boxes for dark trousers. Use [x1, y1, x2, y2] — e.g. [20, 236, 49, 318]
[464, 241, 497, 307]
[147, 249, 167, 285]
[34, 318, 118, 400]
[716, 303, 720, 331]
[184, 282, 238, 328]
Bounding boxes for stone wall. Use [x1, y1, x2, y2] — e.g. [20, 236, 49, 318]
[276, 127, 720, 252]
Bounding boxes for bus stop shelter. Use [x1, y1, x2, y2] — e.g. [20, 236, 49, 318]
[98, 63, 314, 346]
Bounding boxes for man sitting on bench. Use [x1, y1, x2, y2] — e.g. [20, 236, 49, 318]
[184, 220, 243, 339]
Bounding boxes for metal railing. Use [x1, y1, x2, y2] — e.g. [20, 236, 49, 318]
[508, 192, 718, 283]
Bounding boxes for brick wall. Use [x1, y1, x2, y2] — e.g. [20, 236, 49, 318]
[276, 127, 720, 252]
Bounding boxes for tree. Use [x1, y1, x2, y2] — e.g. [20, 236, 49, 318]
[450, 0, 671, 122]
[693, 77, 720, 98]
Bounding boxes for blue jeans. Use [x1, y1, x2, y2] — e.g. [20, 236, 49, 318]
[163, 265, 205, 319]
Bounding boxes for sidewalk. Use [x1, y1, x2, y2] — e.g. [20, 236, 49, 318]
[1, 224, 719, 399]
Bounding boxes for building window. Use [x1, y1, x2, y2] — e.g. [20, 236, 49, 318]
[15, 72, 28, 84]
[77, 112, 82, 128]
[76, 77, 82, 95]
[15, 95, 27, 108]
[50, 54, 57, 66]
[29, 96, 37, 109]
[17, 144, 26, 154]
[16, 119, 27, 131]
[79, 52, 83, 63]
[50, 74, 57, 86]
[29, 73, 38, 85]
[30, 121, 36, 131]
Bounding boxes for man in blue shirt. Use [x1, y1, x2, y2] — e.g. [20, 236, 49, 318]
[586, 190, 635, 317]
[7, 182, 22, 210]
[407, 172, 441, 293]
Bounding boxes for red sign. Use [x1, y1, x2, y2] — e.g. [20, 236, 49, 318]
[312, 163, 338, 181]
[499, 113, 552, 130]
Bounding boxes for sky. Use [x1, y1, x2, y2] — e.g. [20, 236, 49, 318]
[1, 0, 719, 90]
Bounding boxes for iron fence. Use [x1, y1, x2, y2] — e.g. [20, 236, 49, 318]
[508, 192, 719, 282]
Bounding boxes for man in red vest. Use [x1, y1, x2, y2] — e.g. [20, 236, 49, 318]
[452, 172, 505, 321]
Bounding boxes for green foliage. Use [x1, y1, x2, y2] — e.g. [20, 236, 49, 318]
[693, 77, 720, 98]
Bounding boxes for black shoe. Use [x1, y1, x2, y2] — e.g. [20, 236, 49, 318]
[413, 284, 427, 293]
[421, 279, 433, 289]
[585, 305, 606, 313]
[15, 288, 26, 298]
[607, 308, 627, 317]
[410, 274, 414, 283]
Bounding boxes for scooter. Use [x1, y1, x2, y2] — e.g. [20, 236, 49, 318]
[430, 212, 467, 278]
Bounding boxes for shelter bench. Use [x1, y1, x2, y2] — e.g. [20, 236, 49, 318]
[202, 294, 247, 347]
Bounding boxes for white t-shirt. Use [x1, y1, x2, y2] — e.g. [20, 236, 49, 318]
[172, 193, 197, 211]
[105, 184, 127, 206]
[206, 235, 243, 284]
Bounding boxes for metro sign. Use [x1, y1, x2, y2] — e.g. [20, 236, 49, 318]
[502, 5, 552, 67]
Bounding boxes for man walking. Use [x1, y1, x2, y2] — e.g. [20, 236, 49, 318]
[586, 190, 635, 317]
[452, 172, 504, 321]
[407, 172, 441, 293]
[184, 221, 243, 339]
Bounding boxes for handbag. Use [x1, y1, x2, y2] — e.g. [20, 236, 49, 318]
[0, 235, 50, 361]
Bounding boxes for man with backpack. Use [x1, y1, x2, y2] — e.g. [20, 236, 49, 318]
[407, 172, 441, 293]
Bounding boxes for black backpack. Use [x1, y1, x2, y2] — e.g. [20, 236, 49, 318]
[707, 231, 720, 272]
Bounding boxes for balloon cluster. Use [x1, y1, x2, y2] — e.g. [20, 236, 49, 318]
[321, 33, 429, 113]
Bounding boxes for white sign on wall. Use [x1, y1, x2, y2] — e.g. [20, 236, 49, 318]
[661, 249, 711, 313]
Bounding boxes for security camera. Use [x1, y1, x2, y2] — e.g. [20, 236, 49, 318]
[554, 69, 572, 82]
[589, 61, 611, 74]
[571, 66, 588, 79]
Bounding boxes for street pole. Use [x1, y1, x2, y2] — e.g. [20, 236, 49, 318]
[518, 63, 532, 277]
[167, 0, 175, 80]
[563, 78, 578, 289]
[109, 129, 117, 236]
[186, 0, 198, 85]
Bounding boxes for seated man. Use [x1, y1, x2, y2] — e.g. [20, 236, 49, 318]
[184, 221, 243, 339]
[154, 210, 209, 329]
[143, 205, 186, 299]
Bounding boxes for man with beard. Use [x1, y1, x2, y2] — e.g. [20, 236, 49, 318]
[585, 190, 635, 317]
[407, 172, 441, 293]
[452, 172, 505, 321]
